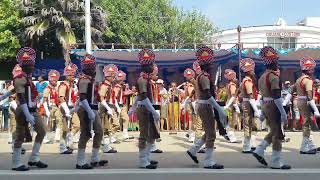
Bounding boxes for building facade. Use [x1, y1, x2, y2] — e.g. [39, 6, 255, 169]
[212, 17, 320, 50]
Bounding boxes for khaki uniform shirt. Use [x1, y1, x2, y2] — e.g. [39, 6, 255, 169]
[295, 74, 313, 96]
[240, 76, 254, 98]
[258, 70, 280, 97]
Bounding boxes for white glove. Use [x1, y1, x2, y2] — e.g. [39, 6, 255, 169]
[249, 99, 261, 118]
[60, 102, 72, 118]
[70, 101, 80, 114]
[20, 103, 35, 125]
[191, 101, 197, 114]
[208, 97, 227, 126]
[0, 91, 13, 101]
[141, 98, 160, 122]
[259, 113, 266, 122]
[274, 98, 288, 123]
[282, 93, 292, 106]
[308, 99, 320, 117]
[9, 100, 17, 110]
[233, 103, 241, 114]
[181, 97, 190, 110]
[116, 106, 121, 114]
[101, 100, 113, 115]
[43, 102, 50, 117]
[80, 99, 96, 122]
[224, 96, 235, 109]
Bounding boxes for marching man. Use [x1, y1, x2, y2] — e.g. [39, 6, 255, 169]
[98, 64, 118, 153]
[115, 70, 134, 140]
[253, 46, 291, 169]
[57, 63, 78, 154]
[41, 70, 61, 145]
[130, 49, 160, 169]
[239, 58, 260, 153]
[11, 47, 47, 171]
[294, 57, 320, 154]
[223, 69, 240, 143]
[187, 46, 226, 169]
[181, 68, 202, 143]
[76, 54, 108, 169]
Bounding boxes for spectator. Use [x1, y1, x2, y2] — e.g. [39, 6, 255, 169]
[282, 81, 293, 130]
[0, 80, 12, 131]
[157, 79, 169, 131]
[35, 76, 48, 99]
[168, 82, 182, 130]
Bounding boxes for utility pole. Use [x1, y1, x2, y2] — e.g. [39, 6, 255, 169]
[237, 25, 242, 82]
[85, 0, 92, 54]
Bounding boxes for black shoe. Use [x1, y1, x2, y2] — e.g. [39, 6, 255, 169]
[242, 150, 253, 154]
[61, 149, 73, 154]
[151, 149, 163, 153]
[223, 135, 230, 141]
[91, 160, 108, 167]
[187, 151, 199, 164]
[252, 152, 268, 166]
[156, 138, 162, 142]
[198, 148, 206, 153]
[251, 147, 256, 151]
[316, 147, 320, 151]
[76, 164, 93, 169]
[143, 164, 157, 169]
[28, 161, 48, 168]
[271, 164, 291, 170]
[104, 149, 118, 153]
[204, 163, 224, 169]
[300, 149, 317, 154]
[150, 160, 158, 165]
[12, 165, 29, 171]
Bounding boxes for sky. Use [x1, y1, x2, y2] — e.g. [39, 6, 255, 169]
[173, 0, 320, 30]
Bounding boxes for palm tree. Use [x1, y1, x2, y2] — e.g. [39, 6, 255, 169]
[20, 0, 107, 64]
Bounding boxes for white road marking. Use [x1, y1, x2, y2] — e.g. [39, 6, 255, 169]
[0, 168, 320, 175]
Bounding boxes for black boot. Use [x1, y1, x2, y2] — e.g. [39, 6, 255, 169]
[187, 151, 199, 164]
[28, 161, 48, 168]
[91, 160, 108, 167]
[76, 163, 93, 169]
[252, 152, 268, 166]
[204, 163, 224, 169]
[151, 149, 163, 153]
[12, 165, 29, 171]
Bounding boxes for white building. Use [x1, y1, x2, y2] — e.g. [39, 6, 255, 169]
[212, 17, 320, 49]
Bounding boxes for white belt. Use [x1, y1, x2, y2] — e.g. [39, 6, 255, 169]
[242, 98, 250, 102]
[137, 101, 143, 106]
[263, 97, 274, 102]
[297, 96, 307, 100]
[196, 100, 211, 105]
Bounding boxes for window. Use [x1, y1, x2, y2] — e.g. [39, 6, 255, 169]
[267, 37, 296, 49]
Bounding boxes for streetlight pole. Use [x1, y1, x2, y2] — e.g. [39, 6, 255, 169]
[85, 0, 92, 54]
[237, 25, 242, 82]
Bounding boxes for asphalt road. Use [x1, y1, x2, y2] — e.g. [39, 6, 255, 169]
[0, 131, 319, 180]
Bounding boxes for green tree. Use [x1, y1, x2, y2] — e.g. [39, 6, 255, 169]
[20, 0, 107, 64]
[98, 0, 217, 47]
[0, 0, 22, 61]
